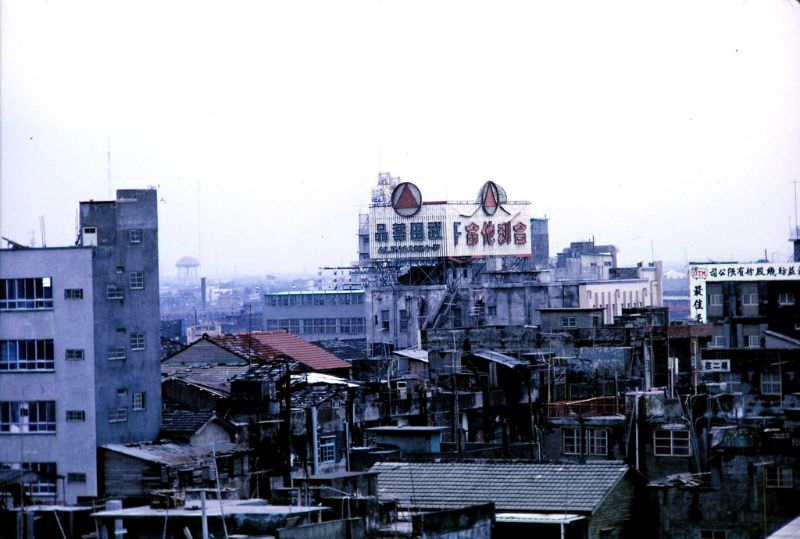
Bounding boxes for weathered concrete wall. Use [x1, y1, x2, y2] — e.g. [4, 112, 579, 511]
[276, 517, 365, 539]
[411, 503, 495, 539]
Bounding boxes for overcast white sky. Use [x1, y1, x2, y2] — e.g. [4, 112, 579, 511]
[2, 0, 800, 277]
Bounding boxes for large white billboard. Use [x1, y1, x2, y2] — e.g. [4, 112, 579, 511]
[688, 262, 800, 322]
[369, 181, 531, 260]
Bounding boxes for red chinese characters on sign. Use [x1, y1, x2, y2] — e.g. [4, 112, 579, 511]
[461, 220, 526, 248]
[497, 222, 511, 245]
[465, 222, 480, 246]
[513, 222, 527, 245]
[482, 222, 495, 245]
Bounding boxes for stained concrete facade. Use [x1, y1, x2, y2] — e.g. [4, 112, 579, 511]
[0, 189, 161, 504]
[80, 189, 162, 446]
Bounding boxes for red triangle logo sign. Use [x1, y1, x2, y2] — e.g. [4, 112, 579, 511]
[395, 185, 419, 209]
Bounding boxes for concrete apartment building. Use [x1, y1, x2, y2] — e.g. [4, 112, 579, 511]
[0, 189, 161, 504]
[263, 289, 366, 341]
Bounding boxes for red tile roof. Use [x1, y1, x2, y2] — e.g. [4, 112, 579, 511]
[212, 331, 351, 373]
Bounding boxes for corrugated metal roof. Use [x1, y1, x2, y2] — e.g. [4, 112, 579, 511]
[471, 350, 526, 368]
[371, 461, 629, 513]
[102, 442, 245, 466]
[394, 348, 429, 363]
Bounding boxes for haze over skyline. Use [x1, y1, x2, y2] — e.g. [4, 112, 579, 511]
[2, 0, 800, 277]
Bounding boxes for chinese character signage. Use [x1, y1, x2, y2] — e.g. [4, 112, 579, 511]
[689, 262, 800, 322]
[369, 181, 531, 260]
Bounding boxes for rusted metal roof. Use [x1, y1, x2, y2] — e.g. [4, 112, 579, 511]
[213, 331, 351, 373]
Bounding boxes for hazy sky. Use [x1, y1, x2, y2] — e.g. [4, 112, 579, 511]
[2, 0, 800, 277]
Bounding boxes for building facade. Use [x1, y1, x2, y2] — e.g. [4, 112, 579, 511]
[263, 290, 366, 342]
[0, 189, 161, 504]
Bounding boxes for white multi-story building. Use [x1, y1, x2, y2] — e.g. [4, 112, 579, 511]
[0, 189, 161, 505]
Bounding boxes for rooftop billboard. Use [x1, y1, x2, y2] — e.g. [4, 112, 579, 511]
[368, 181, 531, 260]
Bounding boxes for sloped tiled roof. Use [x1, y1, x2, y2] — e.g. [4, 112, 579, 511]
[371, 461, 630, 514]
[213, 331, 351, 373]
[159, 399, 214, 435]
[162, 336, 248, 366]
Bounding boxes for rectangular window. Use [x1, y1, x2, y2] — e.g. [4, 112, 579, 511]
[0, 340, 55, 370]
[340, 318, 352, 335]
[487, 305, 497, 317]
[130, 332, 145, 351]
[742, 293, 759, 306]
[381, 309, 390, 331]
[746, 334, 760, 348]
[67, 473, 87, 484]
[65, 349, 85, 361]
[653, 429, 691, 456]
[778, 292, 795, 306]
[324, 318, 337, 334]
[108, 408, 128, 423]
[319, 437, 336, 463]
[0, 463, 57, 497]
[561, 317, 577, 328]
[129, 271, 144, 290]
[128, 229, 142, 243]
[585, 429, 608, 456]
[353, 318, 365, 334]
[106, 285, 125, 300]
[107, 346, 127, 361]
[399, 309, 409, 331]
[66, 410, 86, 422]
[0, 401, 56, 433]
[761, 372, 781, 396]
[765, 465, 793, 488]
[708, 294, 723, 307]
[353, 293, 365, 304]
[562, 428, 607, 456]
[64, 288, 84, 300]
[0, 277, 53, 310]
[711, 335, 727, 348]
[132, 392, 145, 411]
[563, 428, 581, 455]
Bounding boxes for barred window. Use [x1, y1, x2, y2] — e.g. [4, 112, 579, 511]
[108, 408, 128, 423]
[65, 349, 85, 361]
[106, 285, 125, 300]
[107, 347, 127, 361]
[64, 288, 84, 300]
[132, 392, 145, 411]
[67, 473, 87, 484]
[0, 401, 56, 433]
[130, 332, 145, 351]
[129, 272, 144, 290]
[0, 278, 53, 310]
[0, 340, 55, 370]
[128, 229, 142, 243]
[66, 410, 86, 422]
